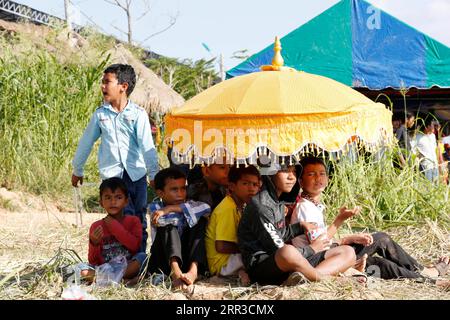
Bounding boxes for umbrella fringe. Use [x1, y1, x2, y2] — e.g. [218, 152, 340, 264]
[168, 134, 393, 167]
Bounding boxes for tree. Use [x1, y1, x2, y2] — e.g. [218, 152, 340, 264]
[146, 57, 218, 100]
[103, 0, 178, 45]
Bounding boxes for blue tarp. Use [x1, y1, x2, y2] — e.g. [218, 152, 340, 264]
[226, 0, 450, 90]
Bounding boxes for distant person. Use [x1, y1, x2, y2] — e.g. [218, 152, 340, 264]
[81, 178, 147, 284]
[415, 117, 439, 183]
[205, 165, 261, 286]
[442, 132, 450, 183]
[443, 132, 450, 158]
[394, 112, 415, 167]
[433, 120, 448, 184]
[147, 168, 211, 290]
[72, 64, 159, 252]
[392, 114, 401, 135]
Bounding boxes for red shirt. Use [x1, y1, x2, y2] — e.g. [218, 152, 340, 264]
[88, 215, 142, 265]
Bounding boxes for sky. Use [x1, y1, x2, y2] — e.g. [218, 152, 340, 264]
[12, 0, 450, 73]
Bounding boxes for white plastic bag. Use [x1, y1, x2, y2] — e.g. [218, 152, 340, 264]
[95, 255, 128, 287]
[61, 285, 96, 300]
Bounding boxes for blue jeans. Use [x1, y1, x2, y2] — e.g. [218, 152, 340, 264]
[422, 167, 439, 184]
[131, 252, 148, 276]
[122, 170, 148, 253]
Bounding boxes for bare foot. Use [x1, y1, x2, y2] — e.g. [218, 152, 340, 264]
[422, 256, 450, 278]
[354, 254, 368, 273]
[172, 276, 188, 291]
[180, 271, 196, 286]
[342, 267, 368, 286]
[350, 234, 373, 246]
[170, 258, 187, 290]
[238, 269, 251, 286]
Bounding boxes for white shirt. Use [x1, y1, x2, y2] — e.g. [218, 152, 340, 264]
[290, 198, 326, 248]
[415, 133, 438, 168]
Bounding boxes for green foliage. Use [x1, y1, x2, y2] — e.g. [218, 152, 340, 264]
[0, 44, 108, 195]
[146, 56, 218, 99]
[323, 148, 450, 230]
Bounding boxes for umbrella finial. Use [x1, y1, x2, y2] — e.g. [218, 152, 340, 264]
[261, 36, 296, 72]
[272, 36, 284, 68]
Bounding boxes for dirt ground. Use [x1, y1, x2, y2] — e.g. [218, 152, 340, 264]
[0, 203, 449, 300]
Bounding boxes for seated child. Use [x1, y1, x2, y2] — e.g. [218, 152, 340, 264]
[237, 162, 356, 285]
[205, 165, 261, 285]
[81, 177, 147, 284]
[187, 162, 230, 211]
[147, 168, 211, 290]
[291, 156, 450, 288]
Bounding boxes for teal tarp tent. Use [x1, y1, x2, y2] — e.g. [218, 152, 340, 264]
[226, 0, 450, 90]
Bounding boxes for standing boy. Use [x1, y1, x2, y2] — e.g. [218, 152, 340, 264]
[72, 64, 158, 252]
[205, 165, 261, 285]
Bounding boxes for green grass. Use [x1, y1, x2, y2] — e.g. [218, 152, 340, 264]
[0, 34, 108, 197]
[323, 147, 450, 230]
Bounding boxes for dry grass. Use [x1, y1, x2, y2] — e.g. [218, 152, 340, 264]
[0, 209, 449, 300]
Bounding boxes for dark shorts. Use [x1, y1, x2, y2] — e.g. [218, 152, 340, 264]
[248, 249, 327, 285]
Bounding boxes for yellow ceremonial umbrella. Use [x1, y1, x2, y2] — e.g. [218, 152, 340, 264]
[165, 37, 393, 165]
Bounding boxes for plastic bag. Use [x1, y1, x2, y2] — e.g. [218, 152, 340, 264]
[95, 255, 128, 287]
[61, 285, 96, 300]
[64, 262, 93, 286]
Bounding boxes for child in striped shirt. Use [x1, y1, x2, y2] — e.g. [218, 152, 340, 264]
[147, 168, 211, 290]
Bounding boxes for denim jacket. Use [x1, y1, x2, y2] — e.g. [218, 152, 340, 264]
[72, 101, 159, 181]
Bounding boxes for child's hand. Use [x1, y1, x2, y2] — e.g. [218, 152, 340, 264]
[103, 215, 114, 227]
[310, 234, 332, 253]
[151, 210, 166, 226]
[90, 225, 103, 246]
[352, 233, 373, 246]
[337, 206, 361, 221]
[343, 233, 373, 246]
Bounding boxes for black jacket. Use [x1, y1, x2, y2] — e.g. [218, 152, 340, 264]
[237, 176, 315, 270]
[187, 178, 227, 211]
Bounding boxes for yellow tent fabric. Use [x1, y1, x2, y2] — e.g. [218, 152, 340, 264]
[165, 70, 393, 161]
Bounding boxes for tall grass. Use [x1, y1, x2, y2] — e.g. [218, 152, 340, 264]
[0, 40, 108, 196]
[323, 147, 450, 230]
[1, 26, 449, 229]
